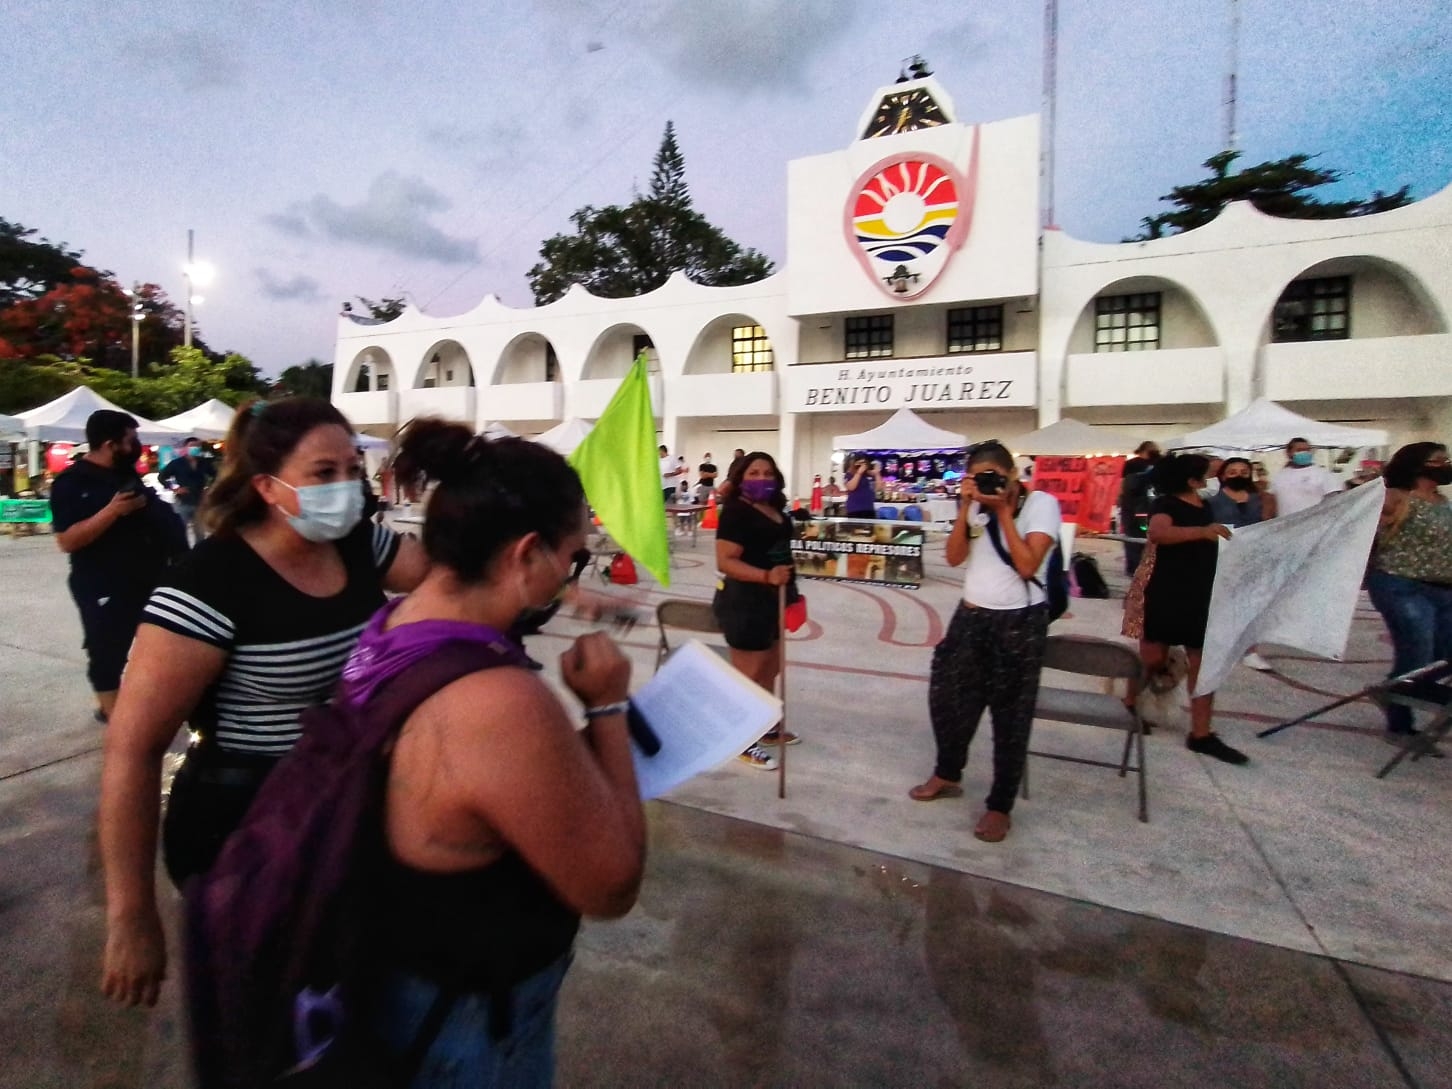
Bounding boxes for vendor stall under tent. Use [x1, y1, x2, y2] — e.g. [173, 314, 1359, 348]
[832, 408, 969, 523]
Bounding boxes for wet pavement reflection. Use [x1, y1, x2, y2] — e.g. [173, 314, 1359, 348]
[2, 758, 1447, 1088]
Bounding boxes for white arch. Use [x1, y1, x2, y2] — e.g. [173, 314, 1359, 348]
[582, 322, 657, 380]
[414, 339, 476, 389]
[681, 313, 776, 376]
[342, 346, 396, 393]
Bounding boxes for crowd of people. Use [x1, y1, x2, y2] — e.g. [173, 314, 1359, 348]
[35, 395, 1446, 1083]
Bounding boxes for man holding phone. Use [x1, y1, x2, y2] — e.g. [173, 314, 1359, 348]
[50, 410, 186, 723]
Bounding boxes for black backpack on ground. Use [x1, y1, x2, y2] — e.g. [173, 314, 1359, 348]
[1072, 552, 1110, 598]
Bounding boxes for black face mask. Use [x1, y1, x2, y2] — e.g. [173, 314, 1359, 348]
[112, 443, 140, 472]
[1222, 476, 1252, 491]
[1423, 465, 1452, 486]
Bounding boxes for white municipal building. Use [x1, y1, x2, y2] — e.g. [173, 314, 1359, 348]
[331, 75, 1452, 494]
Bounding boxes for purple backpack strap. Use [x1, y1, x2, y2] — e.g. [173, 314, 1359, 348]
[359, 638, 527, 735]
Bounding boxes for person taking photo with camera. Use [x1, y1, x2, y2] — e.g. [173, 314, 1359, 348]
[909, 442, 1061, 843]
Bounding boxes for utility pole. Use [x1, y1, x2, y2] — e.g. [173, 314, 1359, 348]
[184, 229, 195, 348]
[1041, 0, 1059, 229]
[126, 281, 144, 378]
[1225, 0, 1241, 152]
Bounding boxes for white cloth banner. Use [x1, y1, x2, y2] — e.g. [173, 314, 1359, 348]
[1195, 481, 1384, 696]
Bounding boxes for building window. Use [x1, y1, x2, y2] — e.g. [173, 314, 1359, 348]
[631, 333, 654, 357]
[1272, 277, 1350, 342]
[445, 369, 454, 383]
[731, 325, 774, 372]
[353, 364, 371, 393]
[947, 305, 1003, 353]
[376, 373, 389, 391]
[545, 344, 559, 382]
[422, 376, 436, 389]
[845, 315, 894, 359]
[1094, 293, 1161, 352]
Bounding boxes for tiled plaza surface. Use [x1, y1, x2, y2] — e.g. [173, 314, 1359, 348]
[1, 526, 1448, 1087]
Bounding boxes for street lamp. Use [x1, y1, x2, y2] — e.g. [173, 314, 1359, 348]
[122, 282, 144, 378]
[182, 228, 215, 348]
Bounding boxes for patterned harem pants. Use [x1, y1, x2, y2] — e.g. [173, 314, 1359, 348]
[927, 602, 1049, 814]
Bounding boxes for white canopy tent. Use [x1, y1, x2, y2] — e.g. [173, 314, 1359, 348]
[833, 408, 968, 452]
[16, 386, 185, 445]
[534, 417, 594, 456]
[1006, 417, 1143, 457]
[157, 398, 238, 441]
[480, 421, 517, 441]
[0, 412, 24, 440]
[1168, 398, 1389, 451]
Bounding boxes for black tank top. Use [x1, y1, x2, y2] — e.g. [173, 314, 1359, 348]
[375, 849, 580, 991]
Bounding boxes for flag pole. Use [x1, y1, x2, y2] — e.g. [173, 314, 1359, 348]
[777, 582, 788, 799]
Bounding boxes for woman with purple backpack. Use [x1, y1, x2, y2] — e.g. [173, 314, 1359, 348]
[328, 418, 646, 1086]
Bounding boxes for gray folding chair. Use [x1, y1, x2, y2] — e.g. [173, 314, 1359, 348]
[655, 599, 725, 670]
[1022, 634, 1149, 822]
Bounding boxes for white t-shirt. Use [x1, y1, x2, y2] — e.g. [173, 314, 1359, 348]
[659, 455, 676, 488]
[1268, 465, 1340, 517]
[962, 490, 1062, 610]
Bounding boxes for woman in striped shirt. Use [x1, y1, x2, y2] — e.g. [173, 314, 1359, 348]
[98, 397, 428, 1009]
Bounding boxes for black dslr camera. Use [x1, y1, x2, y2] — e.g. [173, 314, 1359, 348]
[972, 470, 1008, 496]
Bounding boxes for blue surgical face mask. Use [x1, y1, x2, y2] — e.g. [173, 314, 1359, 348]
[1290, 451, 1314, 468]
[270, 478, 364, 542]
[187, 445, 202, 457]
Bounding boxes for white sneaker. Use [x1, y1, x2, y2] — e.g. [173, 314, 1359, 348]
[1242, 651, 1274, 672]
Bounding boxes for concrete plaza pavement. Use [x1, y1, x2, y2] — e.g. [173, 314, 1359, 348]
[1, 525, 1449, 1087]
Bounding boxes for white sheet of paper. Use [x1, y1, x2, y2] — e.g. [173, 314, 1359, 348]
[1195, 481, 1384, 695]
[629, 640, 783, 799]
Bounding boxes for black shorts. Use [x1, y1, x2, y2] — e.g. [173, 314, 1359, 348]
[71, 582, 149, 692]
[161, 745, 279, 888]
[712, 579, 781, 651]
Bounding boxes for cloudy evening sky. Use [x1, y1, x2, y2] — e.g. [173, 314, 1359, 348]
[4, 0, 1449, 374]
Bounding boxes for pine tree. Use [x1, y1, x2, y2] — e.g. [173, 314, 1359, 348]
[649, 122, 690, 213]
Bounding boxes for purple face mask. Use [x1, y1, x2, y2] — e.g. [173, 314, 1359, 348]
[739, 478, 779, 503]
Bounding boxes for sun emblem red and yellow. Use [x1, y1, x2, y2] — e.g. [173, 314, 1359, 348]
[841, 136, 978, 299]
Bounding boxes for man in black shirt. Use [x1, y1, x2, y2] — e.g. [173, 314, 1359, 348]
[50, 410, 187, 721]
[157, 435, 215, 543]
[696, 453, 718, 503]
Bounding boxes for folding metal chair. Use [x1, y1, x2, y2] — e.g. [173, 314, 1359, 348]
[655, 599, 726, 670]
[1023, 634, 1149, 821]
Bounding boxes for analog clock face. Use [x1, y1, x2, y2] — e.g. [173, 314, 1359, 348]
[862, 88, 949, 138]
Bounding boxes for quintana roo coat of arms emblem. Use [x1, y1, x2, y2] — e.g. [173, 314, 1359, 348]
[842, 128, 979, 300]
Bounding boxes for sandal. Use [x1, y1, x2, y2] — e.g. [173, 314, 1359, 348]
[908, 776, 963, 802]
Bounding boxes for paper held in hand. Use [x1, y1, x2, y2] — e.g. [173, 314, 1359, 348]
[629, 640, 784, 800]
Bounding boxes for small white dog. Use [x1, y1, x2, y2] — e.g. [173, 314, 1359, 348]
[1135, 646, 1190, 733]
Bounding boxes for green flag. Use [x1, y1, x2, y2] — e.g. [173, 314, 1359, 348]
[569, 353, 670, 587]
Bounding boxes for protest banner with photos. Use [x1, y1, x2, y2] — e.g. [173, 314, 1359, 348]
[792, 518, 925, 589]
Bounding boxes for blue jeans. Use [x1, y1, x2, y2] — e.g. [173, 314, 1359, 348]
[1366, 570, 1452, 733]
[372, 954, 570, 1089]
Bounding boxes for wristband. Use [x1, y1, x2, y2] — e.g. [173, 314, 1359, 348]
[584, 700, 629, 720]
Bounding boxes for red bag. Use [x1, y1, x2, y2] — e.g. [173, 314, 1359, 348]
[607, 553, 638, 585]
[784, 594, 808, 633]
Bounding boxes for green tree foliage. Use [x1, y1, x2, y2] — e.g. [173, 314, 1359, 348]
[0, 218, 88, 308]
[1131, 151, 1414, 240]
[274, 358, 335, 398]
[0, 348, 264, 417]
[528, 123, 774, 304]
